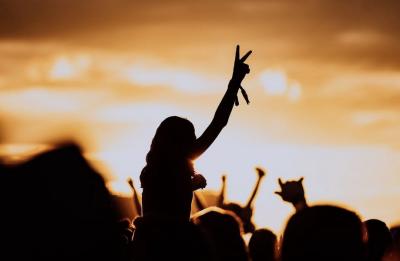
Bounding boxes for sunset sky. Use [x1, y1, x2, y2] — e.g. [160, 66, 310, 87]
[1, 0, 400, 233]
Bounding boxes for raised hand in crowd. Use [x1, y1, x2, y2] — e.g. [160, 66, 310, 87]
[275, 177, 308, 211]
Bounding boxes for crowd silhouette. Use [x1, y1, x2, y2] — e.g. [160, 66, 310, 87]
[1, 45, 400, 261]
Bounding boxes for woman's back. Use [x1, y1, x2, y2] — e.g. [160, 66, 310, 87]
[141, 164, 193, 223]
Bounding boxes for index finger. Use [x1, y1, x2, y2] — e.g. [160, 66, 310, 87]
[235, 45, 240, 63]
[278, 178, 284, 186]
[240, 50, 252, 62]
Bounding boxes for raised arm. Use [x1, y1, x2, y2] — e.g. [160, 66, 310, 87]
[127, 178, 142, 216]
[245, 167, 266, 209]
[189, 45, 252, 159]
[217, 175, 227, 207]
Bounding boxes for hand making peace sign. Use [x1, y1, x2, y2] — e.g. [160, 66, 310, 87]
[231, 45, 252, 106]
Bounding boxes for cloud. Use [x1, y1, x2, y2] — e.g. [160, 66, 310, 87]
[319, 71, 400, 111]
[123, 64, 225, 93]
[49, 56, 91, 80]
[260, 69, 302, 101]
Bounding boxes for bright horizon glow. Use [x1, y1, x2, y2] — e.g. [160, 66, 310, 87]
[95, 119, 400, 233]
[3, 138, 399, 235]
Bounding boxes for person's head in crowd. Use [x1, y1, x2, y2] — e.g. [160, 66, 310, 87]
[223, 202, 255, 233]
[132, 215, 212, 261]
[391, 225, 400, 249]
[388, 225, 400, 260]
[364, 219, 393, 261]
[117, 218, 134, 244]
[249, 228, 277, 261]
[1, 142, 125, 261]
[280, 205, 365, 261]
[142, 116, 196, 176]
[192, 207, 248, 261]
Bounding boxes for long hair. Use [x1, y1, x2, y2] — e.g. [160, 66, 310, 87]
[140, 116, 196, 187]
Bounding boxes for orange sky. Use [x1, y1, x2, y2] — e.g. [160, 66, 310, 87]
[1, 0, 400, 233]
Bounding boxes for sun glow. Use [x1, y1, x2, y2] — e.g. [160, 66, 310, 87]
[260, 70, 287, 95]
[260, 69, 302, 101]
[50, 56, 91, 80]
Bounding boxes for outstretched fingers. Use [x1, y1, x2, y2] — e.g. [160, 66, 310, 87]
[240, 50, 252, 63]
[235, 45, 252, 63]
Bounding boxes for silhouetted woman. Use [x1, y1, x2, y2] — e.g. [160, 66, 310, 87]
[132, 46, 252, 260]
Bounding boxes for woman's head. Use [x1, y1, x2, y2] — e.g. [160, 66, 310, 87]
[148, 116, 196, 160]
[141, 117, 196, 185]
